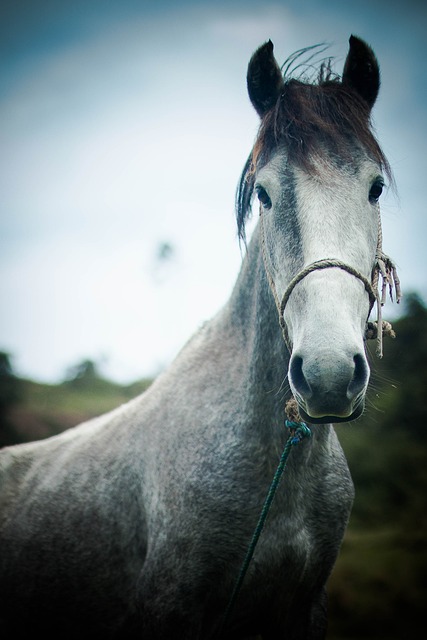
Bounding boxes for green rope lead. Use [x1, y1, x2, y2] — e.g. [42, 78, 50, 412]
[218, 420, 311, 637]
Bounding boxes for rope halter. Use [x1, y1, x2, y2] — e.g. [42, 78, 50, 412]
[260, 203, 401, 358]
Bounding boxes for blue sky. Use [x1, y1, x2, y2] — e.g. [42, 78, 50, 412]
[1, 0, 426, 382]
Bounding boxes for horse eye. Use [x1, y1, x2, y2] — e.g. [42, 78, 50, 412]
[256, 186, 272, 209]
[369, 180, 384, 203]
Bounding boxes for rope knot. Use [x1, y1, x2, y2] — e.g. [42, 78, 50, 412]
[373, 250, 402, 306]
[366, 320, 396, 342]
[367, 210, 402, 358]
[285, 421, 312, 444]
[284, 397, 301, 422]
[284, 398, 311, 443]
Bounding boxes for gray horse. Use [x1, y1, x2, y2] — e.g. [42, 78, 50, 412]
[0, 36, 395, 639]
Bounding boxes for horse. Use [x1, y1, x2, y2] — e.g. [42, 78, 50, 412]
[0, 35, 398, 639]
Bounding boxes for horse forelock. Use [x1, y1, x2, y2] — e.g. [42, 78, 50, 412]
[236, 54, 393, 241]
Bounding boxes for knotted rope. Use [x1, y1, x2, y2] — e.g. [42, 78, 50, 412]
[368, 204, 401, 356]
[259, 202, 401, 357]
[218, 399, 311, 638]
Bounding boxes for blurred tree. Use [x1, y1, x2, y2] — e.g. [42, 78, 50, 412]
[64, 359, 101, 389]
[0, 352, 22, 413]
[150, 241, 176, 284]
[369, 292, 427, 438]
[0, 352, 24, 447]
[157, 241, 174, 262]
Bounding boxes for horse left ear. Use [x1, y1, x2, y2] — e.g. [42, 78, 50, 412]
[342, 35, 380, 110]
[247, 40, 285, 118]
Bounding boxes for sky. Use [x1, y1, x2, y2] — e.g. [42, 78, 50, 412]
[1, 0, 426, 383]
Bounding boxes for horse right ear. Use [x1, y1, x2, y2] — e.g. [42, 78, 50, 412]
[247, 40, 285, 118]
[342, 35, 380, 110]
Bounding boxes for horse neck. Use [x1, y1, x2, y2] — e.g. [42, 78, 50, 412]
[223, 223, 290, 421]
[219, 223, 333, 464]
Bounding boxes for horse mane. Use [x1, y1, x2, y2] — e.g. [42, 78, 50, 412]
[236, 48, 393, 242]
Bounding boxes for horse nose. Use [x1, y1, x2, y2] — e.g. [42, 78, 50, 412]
[347, 353, 370, 399]
[289, 350, 369, 423]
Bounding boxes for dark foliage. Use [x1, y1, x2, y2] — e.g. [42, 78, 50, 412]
[329, 293, 427, 638]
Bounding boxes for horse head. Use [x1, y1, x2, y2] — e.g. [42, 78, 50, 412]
[242, 36, 392, 423]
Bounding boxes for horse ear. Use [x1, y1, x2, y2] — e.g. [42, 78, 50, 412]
[342, 35, 380, 110]
[247, 40, 285, 117]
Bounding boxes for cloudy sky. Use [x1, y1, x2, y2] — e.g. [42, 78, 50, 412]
[1, 0, 426, 383]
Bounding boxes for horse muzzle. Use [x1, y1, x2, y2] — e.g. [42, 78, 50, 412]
[288, 350, 369, 424]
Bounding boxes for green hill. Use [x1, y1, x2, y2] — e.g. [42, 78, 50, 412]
[0, 358, 152, 446]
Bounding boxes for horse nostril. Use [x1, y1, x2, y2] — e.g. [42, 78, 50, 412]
[347, 353, 369, 399]
[289, 355, 312, 399]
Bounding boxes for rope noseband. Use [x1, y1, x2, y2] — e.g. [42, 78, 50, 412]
[260, 203, 401, 357]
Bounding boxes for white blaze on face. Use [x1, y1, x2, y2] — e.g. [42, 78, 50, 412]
[285, 158, 380, 349]
[257, 151, 383, 422]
